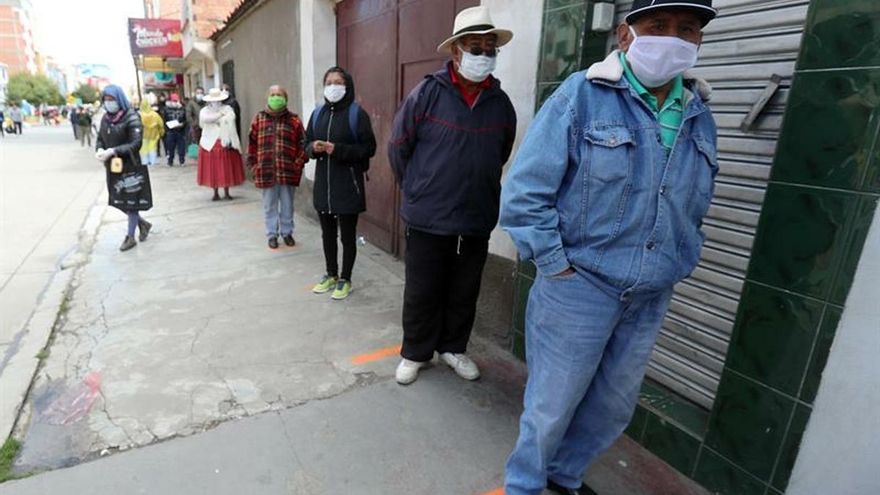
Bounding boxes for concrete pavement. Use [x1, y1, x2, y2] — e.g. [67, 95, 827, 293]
[1, 137, 708, 495]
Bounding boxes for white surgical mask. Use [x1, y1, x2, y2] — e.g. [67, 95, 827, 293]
[103, 101, 120, 114]
[208, 101, 221, 110]
[324, 84, 346, 103]
[625, 26, 698, 88]
[457, 50, 496, 83]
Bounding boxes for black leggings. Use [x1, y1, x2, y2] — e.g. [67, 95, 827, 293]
[318, 213, 358, 281]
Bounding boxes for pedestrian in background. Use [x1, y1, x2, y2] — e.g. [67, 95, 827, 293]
[0, 108, 5, 138]
[500, 1, 719, 493]
[9, 105, 23, 134]
[95, 84, 154, 252]
[77, 107, 92, 147]
[306, 67, 376, 300]
[246, 85, 308, 250]
[186, 87, 205, 144]
[71, 107, 81, 140]
[198, 87, 245, 201]
[221, 83, 242, 141]
[161, 93, 187, 166]
[155, 93, 167, 157]
[388, 6, 516, 384]
[139, 100, 164, 166]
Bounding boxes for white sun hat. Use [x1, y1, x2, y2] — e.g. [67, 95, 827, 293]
[436, 6, 513, 53]
[202, 87, 229, 102]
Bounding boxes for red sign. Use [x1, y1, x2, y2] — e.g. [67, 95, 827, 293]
[128, 18, 183, 57]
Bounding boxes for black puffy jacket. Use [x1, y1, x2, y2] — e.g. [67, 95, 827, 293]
[305, 72, 377, 215]
[97, 109, 143, 170]
[97, 108, 153, 212]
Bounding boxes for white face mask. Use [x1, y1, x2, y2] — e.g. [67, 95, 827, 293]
[324, 84, 346, 103]
[625, 26, 698, 88]
[457, 50, 496, 83]
[208, 101, 222, 110]
[103, 101, 120, 114]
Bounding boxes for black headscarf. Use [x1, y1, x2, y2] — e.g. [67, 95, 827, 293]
[323, 66, 356, 108]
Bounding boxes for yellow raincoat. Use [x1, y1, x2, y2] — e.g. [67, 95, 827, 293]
[139, 100, 165, 159]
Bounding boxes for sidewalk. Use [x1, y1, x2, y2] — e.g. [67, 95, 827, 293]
[3, 163, 707, 495]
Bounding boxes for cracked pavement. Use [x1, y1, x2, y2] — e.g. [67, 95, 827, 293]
[4, 142, 708, 495]
[13, 161, 428, 472]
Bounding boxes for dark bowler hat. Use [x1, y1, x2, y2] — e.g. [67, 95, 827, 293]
[625, 0, 717, 27]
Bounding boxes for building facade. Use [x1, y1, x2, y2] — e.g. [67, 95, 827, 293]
[180, 0, 240, 95]
[0, 0, 36, 75]
[0, 62, 8, 106]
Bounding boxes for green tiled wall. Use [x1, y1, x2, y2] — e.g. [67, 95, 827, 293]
[513, 0, 880, 493]
[698, 0, 880, 492]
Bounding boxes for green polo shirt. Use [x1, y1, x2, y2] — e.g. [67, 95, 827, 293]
[620, 52, 684, 153]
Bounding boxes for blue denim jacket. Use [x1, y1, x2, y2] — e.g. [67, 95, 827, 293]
[500, 51, 718, 294]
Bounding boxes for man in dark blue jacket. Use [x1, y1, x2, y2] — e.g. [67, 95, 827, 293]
[388, 6, 516, 386]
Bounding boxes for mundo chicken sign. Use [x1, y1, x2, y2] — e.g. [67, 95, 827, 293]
[128, 18, 183, 57]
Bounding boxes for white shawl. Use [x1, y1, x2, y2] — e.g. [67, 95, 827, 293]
[199, 104, 241, 151]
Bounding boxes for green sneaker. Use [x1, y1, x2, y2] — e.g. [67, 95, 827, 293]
[331, 280, 352, 300]
[312, 275, 337, 294]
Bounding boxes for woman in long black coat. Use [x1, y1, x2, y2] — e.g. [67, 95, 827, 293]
[305, 67, 377, 300]
[95, 85, 154, 252]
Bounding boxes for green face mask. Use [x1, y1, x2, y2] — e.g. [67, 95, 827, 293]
[267, 95, 286, 111]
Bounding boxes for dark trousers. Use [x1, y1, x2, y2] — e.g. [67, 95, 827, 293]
[401, 228, 489, 362]
[319, 213, 358, 281]
[165, 131, 186, 164]
[14, 122, 22, 134]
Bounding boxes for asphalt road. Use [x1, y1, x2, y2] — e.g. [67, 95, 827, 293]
[0, 124, 104, 382]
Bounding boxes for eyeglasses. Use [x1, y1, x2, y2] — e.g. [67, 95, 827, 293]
[459, 44, 499, 58]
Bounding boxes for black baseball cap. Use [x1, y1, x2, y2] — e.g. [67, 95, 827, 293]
[625, 0, 717, 27]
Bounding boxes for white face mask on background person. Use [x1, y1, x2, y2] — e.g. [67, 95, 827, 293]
[324, 84, 346, 103]
[625, 26, 698, 88]
[457, 50, 497, 83]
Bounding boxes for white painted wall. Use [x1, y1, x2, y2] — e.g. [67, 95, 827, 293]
[481, 0, 544, 260]
[299, 0, 338, 181]
[787, 201, 880, 495]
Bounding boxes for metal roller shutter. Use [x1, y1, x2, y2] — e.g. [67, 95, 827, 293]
[611, 0, 810, 409]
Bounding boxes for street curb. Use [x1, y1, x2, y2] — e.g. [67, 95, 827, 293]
[0, 190, 108, 442]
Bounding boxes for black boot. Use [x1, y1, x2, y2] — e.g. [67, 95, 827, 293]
[119, 236, 137, 252]
[138, 219, 152, 242]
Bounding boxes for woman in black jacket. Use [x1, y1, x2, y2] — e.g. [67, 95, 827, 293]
[305, 67, 377, 300]
[95, 85, 154, 252]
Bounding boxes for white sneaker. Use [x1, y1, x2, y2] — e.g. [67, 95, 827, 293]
[395, 358, 428, 385]
[439, 352, 480, 381]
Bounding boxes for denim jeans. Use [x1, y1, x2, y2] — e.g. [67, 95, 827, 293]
[504, 269, 673, 495]
[262, 184, 295, 238]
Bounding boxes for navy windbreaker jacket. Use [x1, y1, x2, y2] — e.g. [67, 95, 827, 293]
[388, 63, 517, 237]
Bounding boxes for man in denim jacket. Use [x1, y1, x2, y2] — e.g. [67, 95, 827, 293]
[500, 1, 718, 493]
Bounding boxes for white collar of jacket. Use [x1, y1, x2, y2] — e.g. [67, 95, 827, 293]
[586, 49, 712, 101]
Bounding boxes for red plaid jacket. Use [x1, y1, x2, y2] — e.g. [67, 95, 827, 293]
[246, 109, 308, 188]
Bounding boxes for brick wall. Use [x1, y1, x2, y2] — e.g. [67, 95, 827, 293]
[193, 0, 240, 38]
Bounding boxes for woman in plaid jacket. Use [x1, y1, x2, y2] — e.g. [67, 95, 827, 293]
[246, 85, 308, 249]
